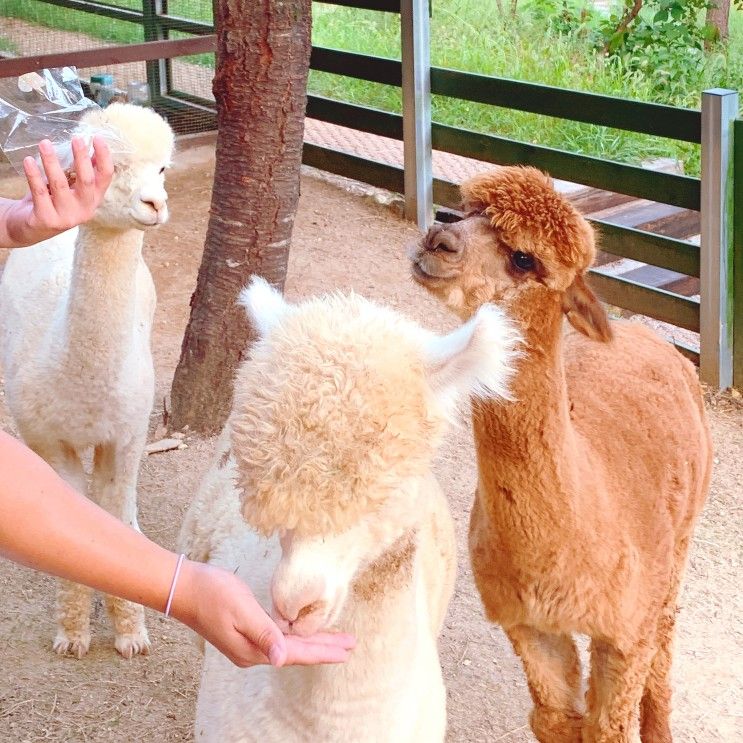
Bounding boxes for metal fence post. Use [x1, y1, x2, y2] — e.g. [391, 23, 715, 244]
[400, 0, 433, 230]
[143, 0, 168, 100]
[700, 88, 738, 388]
[734, 119, 743, 390]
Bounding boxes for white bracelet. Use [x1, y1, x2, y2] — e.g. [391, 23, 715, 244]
[164, 553, 186, 618]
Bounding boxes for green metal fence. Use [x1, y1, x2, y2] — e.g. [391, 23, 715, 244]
[1, 0, 742, 388]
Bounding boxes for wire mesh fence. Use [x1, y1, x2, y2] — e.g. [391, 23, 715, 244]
[0, 0, 217, 135]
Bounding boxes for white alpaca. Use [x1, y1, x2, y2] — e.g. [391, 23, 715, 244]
[0, 103, 175, 658]
[179, 278, 521, 742]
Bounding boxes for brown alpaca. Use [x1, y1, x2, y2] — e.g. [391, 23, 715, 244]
[409, 166, 712, 743]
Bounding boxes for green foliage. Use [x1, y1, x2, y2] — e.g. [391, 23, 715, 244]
[599, 1, 715, 102]
[1, 0, 741, 178]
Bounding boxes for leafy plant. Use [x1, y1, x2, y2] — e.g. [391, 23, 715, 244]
[599, 1, 719, 103]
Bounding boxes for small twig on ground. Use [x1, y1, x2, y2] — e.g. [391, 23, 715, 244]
[493, 723, 528, 740]
[0, 697, 34, 718]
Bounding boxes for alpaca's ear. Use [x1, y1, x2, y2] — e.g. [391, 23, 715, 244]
[238, 276, 290, 337]
[423, 304, 522, 407]
[562, 273, 613, 342]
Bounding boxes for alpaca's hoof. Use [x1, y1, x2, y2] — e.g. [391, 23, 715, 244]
[115, 629, 151, 659]
[53, 630, 91, 659]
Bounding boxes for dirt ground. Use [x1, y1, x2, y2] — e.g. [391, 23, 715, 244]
[0, 142, 740, 742]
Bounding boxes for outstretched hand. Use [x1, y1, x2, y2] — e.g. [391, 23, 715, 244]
[1, 135, 113, 249]
[171, 560, 356, 668]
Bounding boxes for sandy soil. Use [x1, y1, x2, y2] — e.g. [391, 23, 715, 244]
[0, 143, 740, 742]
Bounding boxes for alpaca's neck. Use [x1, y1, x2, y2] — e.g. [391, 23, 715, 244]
[474, 293, 581, 523]
[62, 225, 145, 376]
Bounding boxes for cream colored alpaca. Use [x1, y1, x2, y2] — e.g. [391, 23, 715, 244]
[410, 166, 711, 743]
[178, 277, 521, 743]
[0, 103, 174, 658]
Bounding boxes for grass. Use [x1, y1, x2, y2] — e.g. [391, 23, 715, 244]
[2, 0, 145, 44]
[2, 0, 741, 175]
[309, 0, 743, 175]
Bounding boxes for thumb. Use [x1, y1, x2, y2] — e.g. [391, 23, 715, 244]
[239, 596, 287, 667]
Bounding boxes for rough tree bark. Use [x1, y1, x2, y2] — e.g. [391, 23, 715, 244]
[706, 0, 731, 42]
[169, 0, 312, 435]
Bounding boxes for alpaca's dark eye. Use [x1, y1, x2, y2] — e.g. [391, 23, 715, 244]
[511, 251, 535, 271]
[159, 167, 166, 174]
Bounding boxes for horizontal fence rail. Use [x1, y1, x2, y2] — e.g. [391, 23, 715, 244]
[5, 0, 739, 381]
[0, 37, 216, 77]
[430, 68, 702, 143]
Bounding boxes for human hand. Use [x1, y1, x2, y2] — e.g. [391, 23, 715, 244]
[170, 560, 356, 668]
[3, 134, 113, 248]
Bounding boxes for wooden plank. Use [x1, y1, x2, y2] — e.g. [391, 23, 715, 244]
[310, 47, 402, 86]
[635, 209, 700, 239]
[588, 271, 700, 331]
[570, 189, 636, 215]
[590, 201, 701, 240]
[431, 124, 700, 210]
[431, 68, 701, 144]
[0, 37, 216, 77]
[592, 221, 699, 277]
[306, 96, 403, 139]
[302, 144, 405, 194]
[590, 201, 683, 228]
[428, 180, 699, 277]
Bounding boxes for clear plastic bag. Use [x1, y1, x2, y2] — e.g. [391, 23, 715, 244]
[0, 66, 128, 177]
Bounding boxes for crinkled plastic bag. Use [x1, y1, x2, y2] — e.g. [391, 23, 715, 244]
[0, 66, 129, 177]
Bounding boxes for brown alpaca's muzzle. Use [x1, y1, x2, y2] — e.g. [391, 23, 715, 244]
[409, 222, 465, 285]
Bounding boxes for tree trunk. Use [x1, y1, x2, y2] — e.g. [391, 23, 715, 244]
[169, 0, 312, 435]
[706, 0, 730, 42]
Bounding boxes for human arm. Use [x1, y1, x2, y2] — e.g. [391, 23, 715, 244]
[0, 135, 113, 249]
[0, 431, 354, 666]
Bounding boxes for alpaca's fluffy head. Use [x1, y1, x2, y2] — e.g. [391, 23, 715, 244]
[229, 277, 520, 635]
[78, 103, 174, 230]
[409, 165, 612, 342]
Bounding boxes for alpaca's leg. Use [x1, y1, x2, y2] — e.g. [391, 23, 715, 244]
[91, 439, 150, 658]
[584, 637, 654, 743]
[639, 540, 688, 743]
[506, 625, 583, 743]
[29, 441, 95, 658]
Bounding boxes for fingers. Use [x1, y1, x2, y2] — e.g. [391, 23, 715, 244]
[22, 155, 55, 225]
[282, 635, 355, 666]
[293, 632, 356, 649]
[91, 135, 114, 191]
[71, 137, 96, 211]
[231, 587, 288, 665]
[38, 139, 70, 200]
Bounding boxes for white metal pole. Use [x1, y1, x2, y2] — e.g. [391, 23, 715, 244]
[700, 88, 738, 388]
[400, 0, 433, 229]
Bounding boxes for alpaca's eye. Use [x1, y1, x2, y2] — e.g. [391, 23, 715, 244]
[159, 167, 166, 174]
[511, 251, 535, 272]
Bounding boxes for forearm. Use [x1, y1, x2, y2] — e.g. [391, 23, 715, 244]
[0, 431, 179, 613]
[0, 432, 355, 668]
